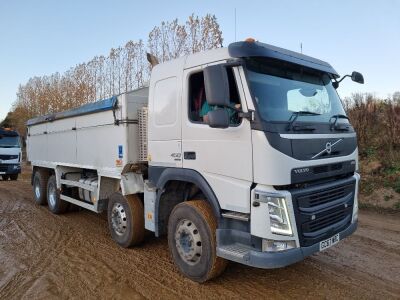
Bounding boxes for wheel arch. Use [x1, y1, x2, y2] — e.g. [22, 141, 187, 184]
[151, 167, 221, 237]
[31, 166, 55, 185]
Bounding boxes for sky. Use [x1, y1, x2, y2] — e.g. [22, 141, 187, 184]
[0, 0, 399, 121]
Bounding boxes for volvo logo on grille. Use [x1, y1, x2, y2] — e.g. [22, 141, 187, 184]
[326, 142, 332, 154]
[312, 139, 343, 159]
[294, 167, 310, 174]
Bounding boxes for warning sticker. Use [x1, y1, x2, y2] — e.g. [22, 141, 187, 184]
[116, 159, 123, 167]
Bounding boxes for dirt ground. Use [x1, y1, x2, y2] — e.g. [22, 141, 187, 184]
[0, 172, 399, 300]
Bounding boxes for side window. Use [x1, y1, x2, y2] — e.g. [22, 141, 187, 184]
[188, 68, 241, 126]
[189, 72, 206, 123]
[154, 77, 178, 126]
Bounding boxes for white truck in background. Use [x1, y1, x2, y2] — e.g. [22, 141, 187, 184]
[0, 128, 22, 180]
[27, 40, 364, 282]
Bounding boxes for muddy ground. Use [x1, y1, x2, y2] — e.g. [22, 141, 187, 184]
[0, 173, 399, 300]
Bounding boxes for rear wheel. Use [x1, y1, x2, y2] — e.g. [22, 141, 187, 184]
[33, 170, 49, 205]
[9, 174, 18, 181]
[107, 193, 145, 248]
[2, 175, 10, 181]
[47, 175, 68, 214]
[168, 200, 228, 282]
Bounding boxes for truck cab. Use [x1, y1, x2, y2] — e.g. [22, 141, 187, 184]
[0, 128, 22, 180]
[147, 40, 362, 276]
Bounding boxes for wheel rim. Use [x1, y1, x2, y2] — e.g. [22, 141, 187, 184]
[111, 202, 127, 236]
[48, 182, 56, 207]
[175, 219, 203, 266]
[34, 178, 41, 199]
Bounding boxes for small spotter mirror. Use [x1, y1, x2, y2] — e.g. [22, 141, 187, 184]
[207, 109, 230, 129]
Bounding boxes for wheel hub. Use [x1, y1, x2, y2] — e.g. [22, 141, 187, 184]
[111, 203, 127, 236]
[175, 219, 202, 265]
[48, 183, 56, 207]
[34, 179, 41, 199]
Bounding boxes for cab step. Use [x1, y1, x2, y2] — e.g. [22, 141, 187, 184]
[217, 243, 251, 263]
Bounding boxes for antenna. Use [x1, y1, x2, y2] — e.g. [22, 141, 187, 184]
[300, 42, 303, 54]
[234, 8, 237, 42]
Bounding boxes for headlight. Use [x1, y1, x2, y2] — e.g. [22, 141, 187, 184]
[255, 192, 293, 236]
[352, 173, 360, 223]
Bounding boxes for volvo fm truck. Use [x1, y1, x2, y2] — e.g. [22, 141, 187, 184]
[26, 40, 364, 282]
[0, 128, 21, 180]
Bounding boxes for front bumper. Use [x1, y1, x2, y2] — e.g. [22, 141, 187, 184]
[246, 221, 357, 268]
[0, 164, 21, 175]
[218, 221, 357, 269]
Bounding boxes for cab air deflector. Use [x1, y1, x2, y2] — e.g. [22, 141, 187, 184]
[228, 41, 339, 78]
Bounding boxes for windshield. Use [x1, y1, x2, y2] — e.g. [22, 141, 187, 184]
[245, 58, 347, 123]
[0, 136, 20, 148]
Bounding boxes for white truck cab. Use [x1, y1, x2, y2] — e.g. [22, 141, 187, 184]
[0, 128, 22, 180]
[27, 40, 363, 282]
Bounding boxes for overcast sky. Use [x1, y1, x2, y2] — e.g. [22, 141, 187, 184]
[1, 0, 399, 120]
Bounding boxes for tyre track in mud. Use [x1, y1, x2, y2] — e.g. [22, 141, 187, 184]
[0, 176, 399, 299]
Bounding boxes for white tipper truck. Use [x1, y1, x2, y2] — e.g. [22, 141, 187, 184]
[27, 40, 364, 282]
[0, 128, 22, 180]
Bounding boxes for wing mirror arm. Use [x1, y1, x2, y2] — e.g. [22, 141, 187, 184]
[238, 110, 255, 121]
[225, 103, 255, 122]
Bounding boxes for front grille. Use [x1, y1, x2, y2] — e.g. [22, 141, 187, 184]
[0, 155, 18, 160]
[0, 165, 9, 172]
[297, 183, 353, 208]
[313, 163, 342, 174]
[291, 177, 356, 247]
[305, 209, 347, 233]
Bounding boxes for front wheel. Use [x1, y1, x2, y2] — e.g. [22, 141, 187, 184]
[2, 175, 10, 181]
[9, 174, 18, 181]
[168, 200, 228, 282]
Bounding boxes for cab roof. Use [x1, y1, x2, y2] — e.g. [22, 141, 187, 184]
[228, 41, 339, 77]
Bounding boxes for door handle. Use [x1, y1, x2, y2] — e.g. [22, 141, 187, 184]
[184, 152, 196, 160]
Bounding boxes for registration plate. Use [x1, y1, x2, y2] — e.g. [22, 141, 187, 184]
[319, 233, 340, 251]
[0, 172, 5, 175]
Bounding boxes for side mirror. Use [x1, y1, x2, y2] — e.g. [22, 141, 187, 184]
[207, 109, 230, 129]
[334, 71, 365, 89]
[203, 64, 230, 106]
[351, 71, 364, 84]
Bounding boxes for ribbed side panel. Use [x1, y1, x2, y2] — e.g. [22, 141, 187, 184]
[138, 107, 148, 162]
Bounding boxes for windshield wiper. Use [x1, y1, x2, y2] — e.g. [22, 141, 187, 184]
[287, 111, 321, 131]
[330, 114, 350, 131]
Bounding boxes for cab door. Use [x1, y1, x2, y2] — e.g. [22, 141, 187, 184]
[181, 65, 253, 213]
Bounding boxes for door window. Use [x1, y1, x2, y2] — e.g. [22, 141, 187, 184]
[188, 68, 241, 126]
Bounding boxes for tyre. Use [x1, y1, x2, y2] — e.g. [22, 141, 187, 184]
[47, 175, 68, 214]
[168, 200, 228, 282]
[108, 193, 144, 248]
[9, 174, 18, 181]
[33, 170, 49, 205]
[2, 175, 10, 181]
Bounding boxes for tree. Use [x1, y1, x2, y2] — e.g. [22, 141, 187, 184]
[8, 14, 224, 135]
